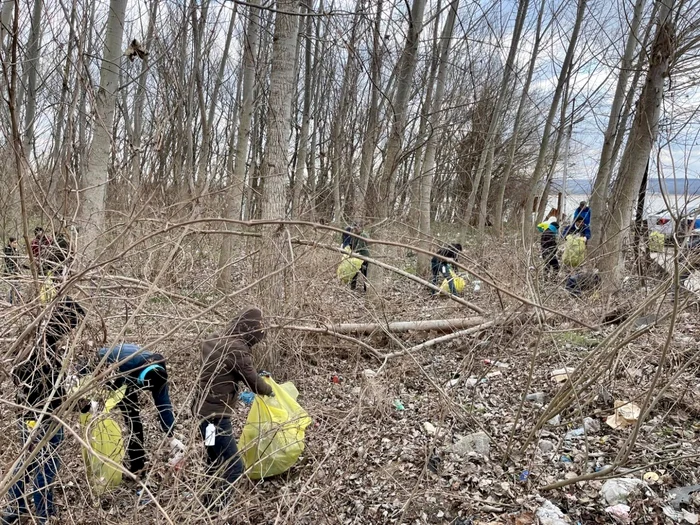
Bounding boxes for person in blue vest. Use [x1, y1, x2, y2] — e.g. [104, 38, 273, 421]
[98, 344, 178, 476]
[572, 201, 591, 226]
[561, 216, 591, 241]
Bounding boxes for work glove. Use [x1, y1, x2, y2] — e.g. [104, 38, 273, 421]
[239, 391, 255, 405]
[258, 370, 271, 377]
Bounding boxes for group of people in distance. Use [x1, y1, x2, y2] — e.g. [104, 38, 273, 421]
[1, 296, 273, 523]
[539, 201, 591, 280]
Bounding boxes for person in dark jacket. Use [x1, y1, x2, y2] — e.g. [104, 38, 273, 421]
[2, 298, 85, 525]
[30, 227, 52, 274]
[97, 344, 177, 475]
[573, 202, 591, 226]
[430, 243, 463, 294]
[561, 217, 591, 241]
[539, 217, 560, 280]
[342, 223, 370, 291]
[196, 308, 274, 504]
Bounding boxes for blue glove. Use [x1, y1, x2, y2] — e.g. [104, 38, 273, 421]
[239, 391, 255, 405]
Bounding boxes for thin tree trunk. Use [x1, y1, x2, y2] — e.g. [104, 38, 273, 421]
[292, 8, 312, 218]
[78, 0, 127, 260]
[417, 0, 458, 277]
[598, 0, 675, 287]
[476, 0, 530, 233]
[259, 0, 300, 302]
[22, 0, 42, 156]
[493, 0, 546, 235]
[588, 0, 646, 250]
[523, 0, 587, 223]
[217, 0, 260, 291]
[377, 0, 427, 219]
[355, 0, 383, 221]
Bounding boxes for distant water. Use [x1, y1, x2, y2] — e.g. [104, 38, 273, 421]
[547, 193, 700, 221]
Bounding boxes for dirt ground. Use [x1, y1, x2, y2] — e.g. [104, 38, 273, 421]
[1, 232, 699, 524]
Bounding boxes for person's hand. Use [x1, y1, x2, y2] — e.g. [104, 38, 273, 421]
[258, 370, 271, 377]
[239, 391, 255, 405]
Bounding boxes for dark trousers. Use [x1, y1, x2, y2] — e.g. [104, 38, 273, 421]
[117, 387, 146, 474]
[350, 261, 368, 291]
[199, 418, 244, 507]
[542, 247, 559, 280]
[431, 260, 456, 294]
[7, 423, 63, 520]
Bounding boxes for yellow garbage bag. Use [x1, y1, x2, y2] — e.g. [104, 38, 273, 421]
[563, 235, 586, 267]
[79, 385, 126, 495]
[439, 267, 466, 294]
[649, 231, 665, 252]
[337, 246, 363, 283]
[39, 272, 56, 304]
[238, 378, 311, 480]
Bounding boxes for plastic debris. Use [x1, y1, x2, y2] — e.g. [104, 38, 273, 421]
[606, 401, 641, 429]
[564, 427, 585, 440]
[684, 511, 699, 524]
[551, 367, 576, 383]
[525, 392, 545, 404]
[538, 439, 554, 454]
[663, 507, 700, 524]
[560, 454, 573, 463]
[667, 484, 700, 511]
[473, 280, 482, 292]
[643, 471, 660, 483]
[605, 504, 631, 523]
[239, 391, 255, 405]
[583, 416, 600, 433]
[600, 478, 647, 505]
[392, 399, 405, 411]
[449, 431, 491, 457]
[423, 422, 437, 435]
[483, 359, 509, 368]
[361, 369, 377, 379]
[331, 375, 342, 384]
[548, 414, 562, 426]
[536, 500, 570, 525]
[519, 470, 530, 482]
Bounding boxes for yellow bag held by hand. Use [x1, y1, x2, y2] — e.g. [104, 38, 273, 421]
[78, 384, 127, 495]
[649, 231, 665, 253]
[439, 267, 466, 294]
[238, 378, 311, 480]
[563, 235, 586, 267]
[337, 246, 363, 283]
[39, 271, 56, 304]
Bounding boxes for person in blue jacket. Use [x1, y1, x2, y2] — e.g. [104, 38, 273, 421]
[98, 344, 176, 475]
[572, 201, 591, 226]
[561, 216, 591, 241]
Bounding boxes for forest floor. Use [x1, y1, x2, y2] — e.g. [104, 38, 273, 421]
[1, 230, 700, 524]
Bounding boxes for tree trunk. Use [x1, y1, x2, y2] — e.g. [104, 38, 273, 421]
[377, 0, 427, 219]
[292, 8, 312, 218]
[217, 0, 260, 291]
[22, 0, 42, 157]
[588, 0, 646, 250]
[417, 0, 458, 277]
[259, 0, 300, 302]
[598, 0, 675, 287]
[523, 0, 587, 223]
[475, 0, 529, 233]
[78, 0, 127, 260]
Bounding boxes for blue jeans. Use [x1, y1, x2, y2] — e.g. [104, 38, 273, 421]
[7, 422, 63, 519]
[199, 417, 244, 502]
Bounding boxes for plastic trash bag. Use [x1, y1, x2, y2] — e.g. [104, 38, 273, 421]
[439, 267, 466, 294]
[78, 384, 127, 495]
[563, 235, 586, 267]
[649, 231, 665, 252]
[39, 272, 57, 304]
[337, 246, 363, 283]
[238, 377, 311, 480]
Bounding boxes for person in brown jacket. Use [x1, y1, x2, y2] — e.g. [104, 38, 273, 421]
[195, 307, 273, 505]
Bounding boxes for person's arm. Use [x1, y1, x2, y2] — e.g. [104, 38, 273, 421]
[152, 383, 176, 436]
[583, 226, 591, 240]
[237, 353, 273, 396]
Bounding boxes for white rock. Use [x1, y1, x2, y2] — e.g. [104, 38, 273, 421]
[449, 431, 491, 457]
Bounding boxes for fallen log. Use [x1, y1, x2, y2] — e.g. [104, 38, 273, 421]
[326, 316, 487, 335]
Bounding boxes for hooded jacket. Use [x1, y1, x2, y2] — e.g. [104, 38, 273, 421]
[539, 219, 559, 252]
[197, 308, 272, 418]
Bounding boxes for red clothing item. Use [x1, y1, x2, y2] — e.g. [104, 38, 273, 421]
[31, 235, 52, 260]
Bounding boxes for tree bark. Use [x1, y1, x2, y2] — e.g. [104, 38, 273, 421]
[22, 0, 42, 156]
[588, 0, 646, 250]
[78, 0, 127, 260]
[417, 0, 458, 277]
[598, 0, 675, 287]
[217, 0, 260, 291]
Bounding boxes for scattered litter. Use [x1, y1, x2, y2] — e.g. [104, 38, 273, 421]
[634, 314, 658, 329]
[519, 470, 530, 482]
[606, 401, 641, 429]
[392, 399, 405, 411]
[525, 392, 545, 404]
[423, 422, 436, 435]
[667, 484, 700, 511]
[643, 471, 660, 483]
[536, 499, 570, 525]
[483, 359, 509, 368]
[361, 369, 377, 379]
[564, 427, 585, 440]
[605, 504, 631, 523]
[684, 511, 699, 524]
[551, 367, 576, 383]
[600, 478, 647, 505]
[538, 439, 554, 454]
[583, 416, 600, 433]
[449, 431, 491, 457]
[560, 454, 573, 463]
[663, 507, 700, 524]
[486, 371, 502, 379]
[330, 375, 342, 384]
[548, 414, 562, 426]
[473, 280, 482, 292]
[445, 377, 460, 388]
